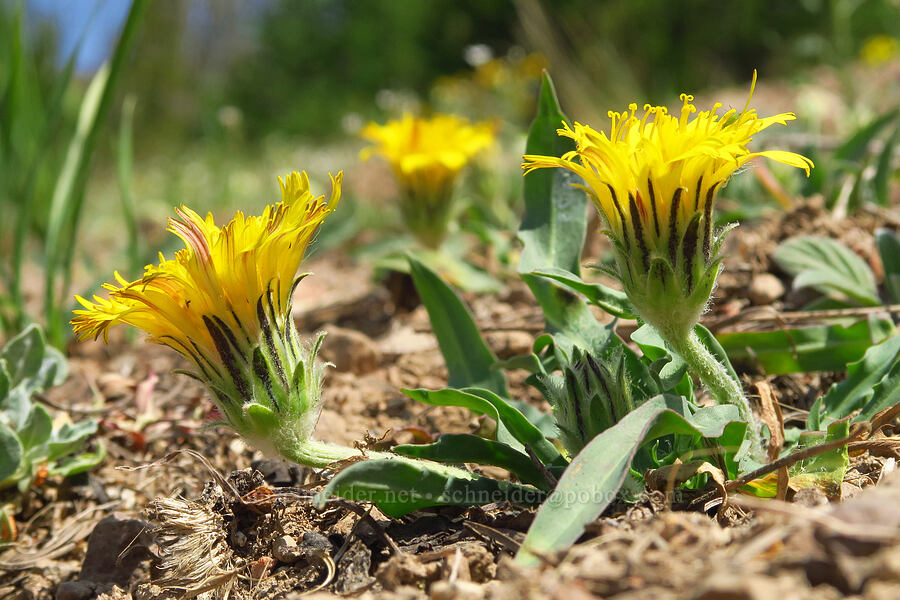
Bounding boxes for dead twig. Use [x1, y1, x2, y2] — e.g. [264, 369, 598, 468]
[524, 443, 558, 489]
[463, 521, 522, 554]
[117, 449, 246, 505]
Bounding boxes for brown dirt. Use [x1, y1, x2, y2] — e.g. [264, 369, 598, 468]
[1, 198, 899, 599]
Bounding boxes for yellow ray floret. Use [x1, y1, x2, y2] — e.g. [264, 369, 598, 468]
[523, 72, 814, 248]
[71, 171, 342, 373]
[361, 113, 495, 196]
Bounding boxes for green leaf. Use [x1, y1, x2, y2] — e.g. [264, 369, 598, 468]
[394, 433, 550, 490]
[519, 72, 610, 356]
[717, 318, 895, 374]
[504, 398, 558, 438]
[19, 403, 52, 454]
[403, 388, 562, 465]
[520, 72, 582, 276]
[463, 388, 561, 465]
[48, 441, 106, 478]
[36, 345, 68, 389]
[516, 394, 738, 565]
[632, 325, 690, 390]
[789, 420, 850, 498]
[315, 459, 543, 518]
[811, 334, 900, 428]
[1, 324, 45, 387]
[2, 387, 31, 431]
[530, 267, 636, 319]
[774, 236, 880, 307]
[46, 419, 97, 463]
[856, 359, 900, 423]
[631, 324, 736, 395]
[407, 255, 507, 396]
[876, 228, 900, 304]
[834, 109, 898, 163]
[0, 421, 23, 484]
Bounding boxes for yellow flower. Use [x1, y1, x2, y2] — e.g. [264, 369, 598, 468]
[361, 113, 495, 246]
[860, 34, 899, 66]
[72, 171, 341, 447]
[523, 73, 813, 336]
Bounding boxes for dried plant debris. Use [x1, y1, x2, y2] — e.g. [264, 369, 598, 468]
[144, 495, 237, 599]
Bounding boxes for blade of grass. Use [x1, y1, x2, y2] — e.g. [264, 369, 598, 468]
[117, 95, 139, 276]
[43, 0, 148, 346]
[8, 20, 83, 333]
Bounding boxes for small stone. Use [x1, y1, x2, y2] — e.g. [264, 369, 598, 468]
[79, 514, 151, 586]
[250, 556, 276, 581]
[251, 458, 305, 487]
[272, 535, 302, 563]
[319, 326, 381, 374]
[485, 331, 534, 359]
[231, 530, 248, 548]
[133, 583, 164, 600]
[430, 580, 485, 600]
[747, 274, 785, 305]
[793, 487, 829, 507]
[299, 531, 332, 556]
[56, 581, 94, 600]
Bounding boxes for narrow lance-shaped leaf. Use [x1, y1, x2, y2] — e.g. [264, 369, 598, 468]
[315, 459, 543, 518]
[407, 255, 507, 396]
[519, 72, 610, 355]
[530, 267, 636, 319]
[516, 395, 740, 565]
[876, 228, 900, 304]
[43, 0, 149, 346]
[403, 387, 562, 465]
[393, 433, 551, 491]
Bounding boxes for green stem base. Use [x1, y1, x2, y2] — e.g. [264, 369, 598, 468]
[278, 438, 477, 481]
[278, 438, 386, 468]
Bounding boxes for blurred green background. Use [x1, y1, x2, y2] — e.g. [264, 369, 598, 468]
[1, 0, 898, 342]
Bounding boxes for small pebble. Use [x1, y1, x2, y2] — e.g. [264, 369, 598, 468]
[272, 535, 302, 563]
[56, 581, 94, 600]
[747, 273, 785, 305]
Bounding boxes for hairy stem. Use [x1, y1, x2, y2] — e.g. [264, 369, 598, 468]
[661, 327, 762, 453]
[278, 438, 376, 468]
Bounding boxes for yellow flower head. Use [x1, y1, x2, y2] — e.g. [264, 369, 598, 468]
[361, 113, 495, 246]
[523, 73, 813, 334]
[361, 113, 495, 197]
[860, 34, 899, 66]
[71, 171, 341, 445]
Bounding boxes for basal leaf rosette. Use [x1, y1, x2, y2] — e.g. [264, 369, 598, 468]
[71, 171, 354, 466]
[523, 75, 813, 341]
[361, 113, 495, 247]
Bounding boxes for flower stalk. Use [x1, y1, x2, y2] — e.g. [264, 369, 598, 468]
[665, 327, 755, 427]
